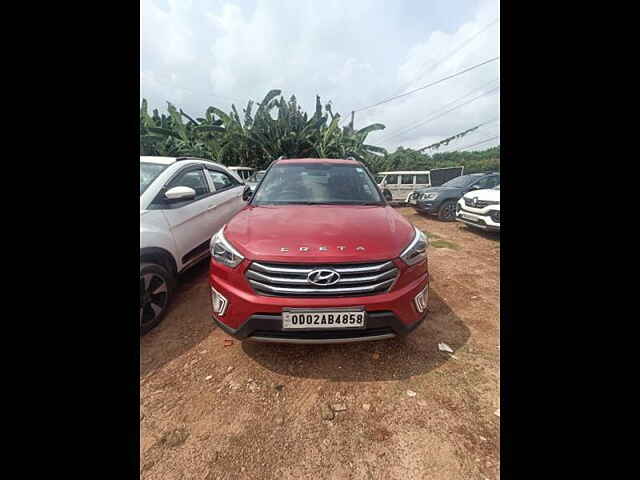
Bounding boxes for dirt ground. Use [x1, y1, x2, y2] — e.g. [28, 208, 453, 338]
[140, 207, 500, 480]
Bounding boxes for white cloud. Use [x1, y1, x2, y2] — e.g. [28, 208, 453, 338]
[141, 0, 500, 152]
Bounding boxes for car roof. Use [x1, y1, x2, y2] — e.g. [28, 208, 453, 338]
[140, 156, 176, 165]
[139, 156, 230, 170]
[378, 171, 431, 175]
[276, 158, 360, 165]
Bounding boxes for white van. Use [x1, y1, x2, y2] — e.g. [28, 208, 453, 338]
[227, 166, 255, 182]
[376, 171, 431, 202]
[376, 167, 464, 202]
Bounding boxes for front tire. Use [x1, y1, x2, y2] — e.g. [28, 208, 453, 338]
[140, 262, 174, 336]
[437, 200, 457, 221]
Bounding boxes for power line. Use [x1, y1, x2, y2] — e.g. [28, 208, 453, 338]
[417, 118, 500, 152]
[439, 121, 501, 153]
[454, 135, 500, 151]
[382, 84, 500, 142]
[379, 77, 499, 141]
[395, 17, 499, 95]
[353, 56, 500, 113]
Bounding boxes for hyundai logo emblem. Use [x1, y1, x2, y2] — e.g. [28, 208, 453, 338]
[307, 269, 341, 286]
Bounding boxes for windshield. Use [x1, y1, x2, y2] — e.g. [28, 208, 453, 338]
[247, 171, 265, 183]
[252, 163, 384, 205]
[441, 175, 481, 188]
[140, 163, 169, 195]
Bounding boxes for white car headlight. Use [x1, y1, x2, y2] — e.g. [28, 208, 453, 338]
[421, 192, 439, 200]
[400, 226, 429, 266]
[210, 227, 245, 268]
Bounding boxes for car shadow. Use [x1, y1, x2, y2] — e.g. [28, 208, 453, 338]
[459, 224, 501, 241]
[140, 259, 215, 378]
[241, 288, 470, 382]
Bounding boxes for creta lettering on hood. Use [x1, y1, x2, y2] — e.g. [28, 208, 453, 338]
[223, 204, 415, 262]
[279, 246, 366, 253]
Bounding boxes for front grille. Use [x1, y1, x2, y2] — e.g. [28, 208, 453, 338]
[464, 197, 499, 208]
[245, 260, 399, 297]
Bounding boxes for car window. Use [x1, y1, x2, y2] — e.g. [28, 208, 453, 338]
[472, 176, 493, 189]
[168, 168, 210, 197]
[385, 175, 398, 185]
[441, 174, 478, 188]
[140, 163, 168, 195]
[247, 171, 265, 183]
[488, 175, 500, 188]
[206, 169, 239, 191]
[401, 175, 414, 185]
[252, 163, 383, 205]
[415, 174, 428, 185]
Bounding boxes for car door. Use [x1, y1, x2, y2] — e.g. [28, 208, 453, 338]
[203, 166, 246, 229]
[384, 174, 399, 199]
[398, 174, 416, 200]
[154, 165, 215, 270]
[415, 173, 430, 189]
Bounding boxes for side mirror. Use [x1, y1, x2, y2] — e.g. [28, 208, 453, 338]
[242, 185, 253, 202]
[165, 186, 196, 201]
[470, 185, 481, 190]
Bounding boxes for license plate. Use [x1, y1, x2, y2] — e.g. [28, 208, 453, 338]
[282, 308, 366, 329]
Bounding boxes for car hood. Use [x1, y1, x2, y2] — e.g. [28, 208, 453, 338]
[463, 188, 500, 201]
[224, 205, 415, 263]
[415, 185, 459, 194]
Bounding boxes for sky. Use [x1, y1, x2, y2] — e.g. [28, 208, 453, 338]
[141, 0, 500, 153]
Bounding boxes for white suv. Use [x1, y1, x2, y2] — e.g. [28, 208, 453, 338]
[456, 184, 500, 232]
[140, 156, 247, 334]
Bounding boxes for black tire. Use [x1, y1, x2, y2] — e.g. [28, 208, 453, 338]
[437, 200, 457, 221]
[383, 190, 393, 202]
[140, 262, 175, 336]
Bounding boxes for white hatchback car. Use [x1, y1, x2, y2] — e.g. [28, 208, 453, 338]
[140, 156, 248, 334]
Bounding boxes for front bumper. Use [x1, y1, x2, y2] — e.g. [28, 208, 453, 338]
[413, 199, 441, 214]
[210, 260, 429, 344]
[456, 201, 500, 231]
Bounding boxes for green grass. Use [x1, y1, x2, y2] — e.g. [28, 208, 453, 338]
[430, 239, 461, 250]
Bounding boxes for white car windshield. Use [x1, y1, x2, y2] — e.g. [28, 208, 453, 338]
[140, 163, 168, 195]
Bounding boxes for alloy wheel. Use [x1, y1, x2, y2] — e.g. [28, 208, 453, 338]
[139, 273, 169, 328]
[442, 202, 456, 220]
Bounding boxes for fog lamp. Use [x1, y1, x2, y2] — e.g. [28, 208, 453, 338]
[211, 287, 229, 316]
[414, 285, 429, 313]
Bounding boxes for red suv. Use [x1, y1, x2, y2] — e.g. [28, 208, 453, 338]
[209, 158, 429, 344]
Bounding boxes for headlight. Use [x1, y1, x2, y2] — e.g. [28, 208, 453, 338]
[210, 227, 245, 268]
[421, 192, 439, 200]
[400, 226, 429, 266]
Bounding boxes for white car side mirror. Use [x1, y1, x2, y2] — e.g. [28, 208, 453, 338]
[165, 186, 196, 201]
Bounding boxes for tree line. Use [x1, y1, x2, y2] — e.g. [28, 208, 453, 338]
[140, 89, 499, 174]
